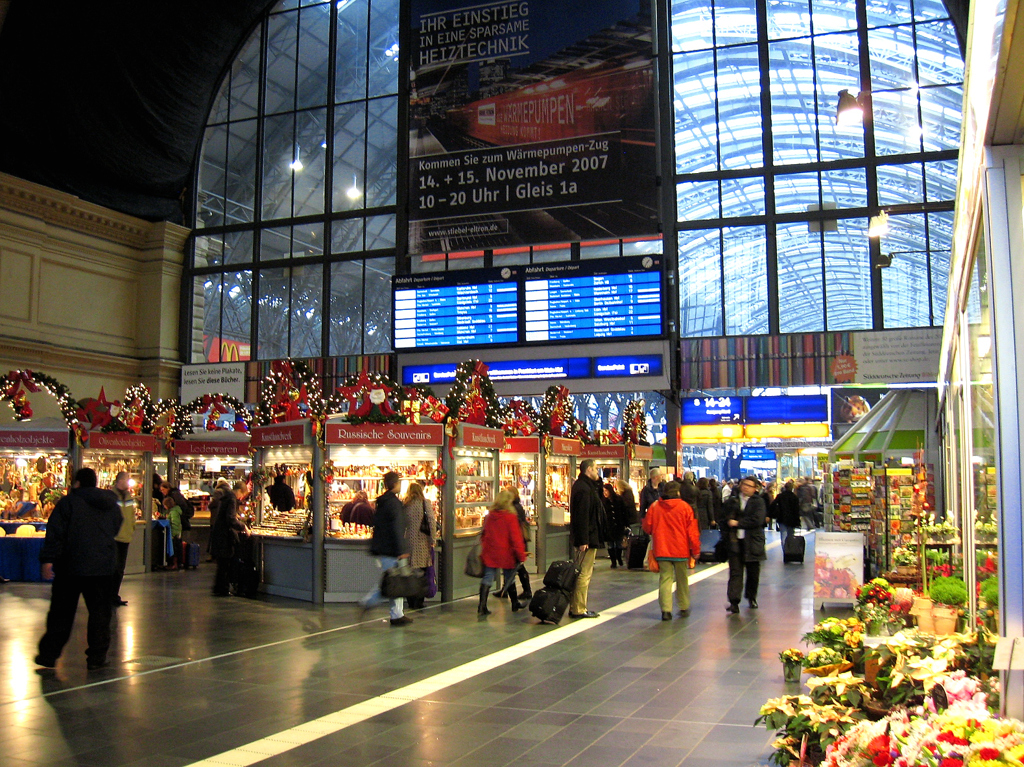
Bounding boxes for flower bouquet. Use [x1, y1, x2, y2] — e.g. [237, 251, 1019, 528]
[804, 647, 853, 677]
[781, 648, 806, 682]
[804, 617, 865, 654]
[892, 546, 918, 575]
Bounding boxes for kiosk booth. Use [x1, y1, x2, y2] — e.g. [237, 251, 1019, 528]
[323, 419, 444, 602]
[79, 431, 157, 573]
[502, 436, 540, 572]
[0, 419, 71, 581]
[443, 423, 503, 601]
[539, 436, 580, 572]
[171, 433, 252, 551]
[628, 444, 654, 497]
[582, 443, 628, 482]
[249, 421, 320, 602]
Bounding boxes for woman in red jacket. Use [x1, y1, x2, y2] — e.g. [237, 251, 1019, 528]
[478, 488, 526, 616]
[642, 481, 701, 621]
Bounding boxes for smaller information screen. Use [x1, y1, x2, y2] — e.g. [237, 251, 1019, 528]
[523, 256, 662, 342]
[393, 267, 519, 349]
[682, 396, 743, 425]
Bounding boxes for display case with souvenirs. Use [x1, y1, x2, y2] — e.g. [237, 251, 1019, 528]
[500, 449, 537, 525]
[250, 447, 313, 538]
[0, 450, 69, 523]
[171, 437, 251, 523]
[546, 456, 572, 526]
[453, 449, 496, 534]
[80, 433, 162, 518]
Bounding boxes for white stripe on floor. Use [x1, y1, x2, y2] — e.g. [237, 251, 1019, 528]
[185, 542, 785, 767]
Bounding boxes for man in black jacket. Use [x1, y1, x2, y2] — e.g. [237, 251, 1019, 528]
[639, 466, 664, 519]
[569, 459, 604, 618]
[36, 468, 123, 670]
[359, 472, 412, 626]
[724, 475, 767, 613]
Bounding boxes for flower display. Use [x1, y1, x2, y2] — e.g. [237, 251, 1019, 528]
[805, 647, 847, 669]
[804, 617, 865, 654]
[781, 648, 806, 664]
[858, 578, 897, 607]
[823, 709, 1024, 767]
[893, 547, 918, 567]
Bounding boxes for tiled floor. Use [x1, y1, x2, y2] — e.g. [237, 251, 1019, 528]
[0, 531, 827, 767]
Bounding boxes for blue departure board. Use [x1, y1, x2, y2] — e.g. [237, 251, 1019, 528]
[745, 395, 829, 423]
[682, 396, 743, 424]
[393, 268, 519, 349]
[523, 257, 662, 342]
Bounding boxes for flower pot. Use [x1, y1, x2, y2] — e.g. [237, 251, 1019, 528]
[912, 596, 935, 633]
[783, 660, 802, 683]
[896, 565, 917, 576]
[931, 605, 959, 635]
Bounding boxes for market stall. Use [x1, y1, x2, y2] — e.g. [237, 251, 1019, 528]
[79, 430, 157, 574]
[443, 423, 503, 601]
[539, 436, 580, 573]
[249, 420, 319, 602]
[581, 443, 628, 482]
[171, 433, 252, 524]
[502, 435, 540, 573]
[323, 419, 443, 602]
[628, 443, 653, 498]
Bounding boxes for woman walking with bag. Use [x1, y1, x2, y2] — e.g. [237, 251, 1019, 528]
[402, 482, 435, 609]
[642, 481, 700, 620]
[508, 485, 533, 601]
[478, 489, 526, 616]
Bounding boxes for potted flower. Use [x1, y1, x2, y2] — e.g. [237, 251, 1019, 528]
[858, 602, 892, 636]
[929, 576, 968, 635]
[892, 546, 917, 575]
[779, 648, 805, 682]
[980, 576, 999, 633]
[803, 646, 851, 676]
[975, 520, 998, 543]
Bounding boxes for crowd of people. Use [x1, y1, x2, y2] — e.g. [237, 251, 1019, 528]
[30, 461, 826, 668]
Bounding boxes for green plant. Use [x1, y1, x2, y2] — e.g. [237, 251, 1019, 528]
[980, 576, 999, 608]
[925, 548, 949, 565]
[929, 576, 968, 607]
[892, 546, 916, 567]
[755, 696, 866, 766]
[804, 647, 846, 668]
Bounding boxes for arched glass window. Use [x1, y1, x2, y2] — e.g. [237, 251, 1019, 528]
[673, 0, 961, 336]
[189, 0, 399, 362]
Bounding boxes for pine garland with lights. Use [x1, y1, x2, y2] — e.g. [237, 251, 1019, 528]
[444, 360, 502, 428]
[178, 393, 251, 436]
[1, 369, 78, 426]
[109, 384, 180, 435]
[538, 384, 582, 439]
[255, 359, 325, 426]
[326, 370, 404, 424]
[501, 398, 539, 436]
[622, 398, 650, 445]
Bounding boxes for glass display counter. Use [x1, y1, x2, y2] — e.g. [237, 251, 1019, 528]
[0, 424, 70, 523]
[171, 436, 251, 525]
[539, 436, 581, 572]
[501, 436, 540, 572]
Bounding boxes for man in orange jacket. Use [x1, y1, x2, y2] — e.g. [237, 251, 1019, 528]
[642, 481, 701, 620]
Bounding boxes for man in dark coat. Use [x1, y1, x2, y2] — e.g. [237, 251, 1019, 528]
[639, 466, 664, 519]
[769, 480, 802, 547]
[209, 481, 248, 596]
[569, 459, 604, 618]
[36, 468, 123, 670]
[359, 472, 412, 626]
[723, 475, 767, 613]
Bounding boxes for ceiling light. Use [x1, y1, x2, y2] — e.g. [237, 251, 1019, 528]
[346, 174, 362, 200]
[836, 89, 865, 125]
[868, 211, 889, 238]
[289, 156, 303, 172]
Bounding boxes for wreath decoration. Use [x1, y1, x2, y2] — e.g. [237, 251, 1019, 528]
[327, 370, 403, 424]
[445, 360, 502, 429]
[1, 369, 79, 426]
[431, 467, 447, 487]
[255, 359, 325, 426]
[320, 460, 336, 484]
[501, 398, 539, 437]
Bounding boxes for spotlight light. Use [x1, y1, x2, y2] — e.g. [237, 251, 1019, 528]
[289, 157, 303, 172]
[836, 89, 865, 125]
[868, 211, 889, 238]
[346, 174, 362, 200]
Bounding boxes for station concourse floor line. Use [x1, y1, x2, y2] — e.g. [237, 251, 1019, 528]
[185, 544, 781, 767]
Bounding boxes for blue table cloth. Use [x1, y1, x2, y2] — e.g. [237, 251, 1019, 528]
[153, 519, 174, 556]
[0, 536, 47, 581]
[0, 521, 46, 535]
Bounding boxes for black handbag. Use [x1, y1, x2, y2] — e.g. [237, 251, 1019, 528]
[419, 506, 431, 536]
[381, 564, 428, 599]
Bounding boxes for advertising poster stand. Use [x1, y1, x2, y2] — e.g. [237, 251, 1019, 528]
[323, 420, 444, 602]
[78, 431, 158, 575]
[813, 531, 865, 610]
[503, 436, 540, 574]
[250, 421, 322, 604]
[443, 424, 503, 601]
[541, 436, 581, 573]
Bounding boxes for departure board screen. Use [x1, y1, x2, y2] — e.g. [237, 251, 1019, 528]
[523, 256, 662, 342]
[393, 267, 519, 349]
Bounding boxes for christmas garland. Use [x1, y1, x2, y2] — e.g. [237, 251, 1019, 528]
[538, 384, 583, 439]
[622, 398, 650, 445]
[1, 369, 78, 426]
[177, 393, 251, 436]
[255, 359, 325, 426]
[120, 384, 179, 436]
[326, 370, 403, 424]
[444, 360, 503, 429]
[501, 398, 539, 436]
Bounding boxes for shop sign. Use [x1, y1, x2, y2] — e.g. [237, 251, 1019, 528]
[582, 444, 626, 459]
[631, 445, 654, 461]
[504, 436, 539, 453]
[0, 429, 70, 450]
[180, 362, 247, 402]
[326, 422, 444, 446]
[87, 432, 158, 452]
[458, 424, 504, 449]
[173, 439, 250, 457]
[548, 436, 582, 456]
[251, 422, 307, 447]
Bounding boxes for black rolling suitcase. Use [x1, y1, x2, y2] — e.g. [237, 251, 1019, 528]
[543, 559, 579, 593]
[783, 534, 805, 564]
[529, 587, 570, 624]
[626, 533, 649, 570]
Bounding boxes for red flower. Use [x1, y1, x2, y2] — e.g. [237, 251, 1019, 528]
[938, 758, 963, 767]
[936, 732, 969, 746]
[977, 748, 1001, 761]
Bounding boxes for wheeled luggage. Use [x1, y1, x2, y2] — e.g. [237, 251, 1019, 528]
[235, 558, 260, 597]
[529, 587, 570, 624]
[542, 559, 579, 593]
[183, 541, 201, 569]
[783, 534, 806, 564]
[625, 533, 649, 569]
[697, 549, 719, 563]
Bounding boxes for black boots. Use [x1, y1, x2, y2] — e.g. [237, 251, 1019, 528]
[517, 564, 533, 601]
[478, 583, 490, 615]
[507, 583, 523, 612]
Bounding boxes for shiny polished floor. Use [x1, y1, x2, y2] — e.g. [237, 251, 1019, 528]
[0, 532, 823, 767]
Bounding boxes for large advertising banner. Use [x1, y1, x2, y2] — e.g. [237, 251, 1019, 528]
[813, 532, 864, 608]
[408, 0, 657, 254]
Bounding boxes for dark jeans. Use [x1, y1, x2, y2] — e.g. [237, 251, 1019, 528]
[38, 573, 114, 664]
[727, 543, 761, 604]
[213, 557, 233, 595]
[112, 541, 130, 601]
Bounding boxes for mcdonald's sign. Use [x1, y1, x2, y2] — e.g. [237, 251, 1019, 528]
[203, 335, 251, 363]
